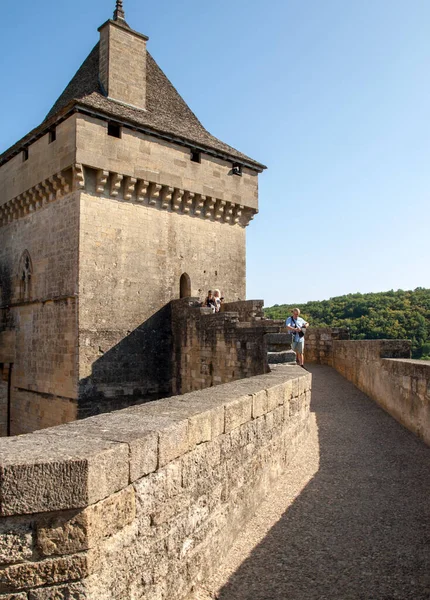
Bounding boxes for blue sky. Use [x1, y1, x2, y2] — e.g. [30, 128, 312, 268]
[1, 0, 429, 306]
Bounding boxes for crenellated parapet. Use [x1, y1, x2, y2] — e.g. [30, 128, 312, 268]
[0, 164, 258, 228]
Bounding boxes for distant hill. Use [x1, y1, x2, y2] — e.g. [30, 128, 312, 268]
[264, 288, 430, 359]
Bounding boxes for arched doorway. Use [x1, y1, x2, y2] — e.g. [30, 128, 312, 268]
[180, 273, 191, 298]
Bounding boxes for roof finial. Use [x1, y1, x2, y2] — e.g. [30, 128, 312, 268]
[113, 0, 125, 21]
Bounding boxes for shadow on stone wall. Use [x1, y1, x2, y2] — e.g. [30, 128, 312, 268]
[214, 365, 430, 600]
[78, 303, 174, 418]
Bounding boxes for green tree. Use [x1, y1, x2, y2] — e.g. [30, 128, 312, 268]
[265, 288, 430, 359]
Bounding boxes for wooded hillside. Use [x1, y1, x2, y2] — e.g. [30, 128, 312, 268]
[265, 288, 430, 359]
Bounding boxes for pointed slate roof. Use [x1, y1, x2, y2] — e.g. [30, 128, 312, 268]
[0, 32, 265, 171]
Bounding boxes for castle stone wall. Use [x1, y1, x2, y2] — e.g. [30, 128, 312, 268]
[75, 114, 259, 210]
[0, 365, 8, 437]
[0, 115, 77, 206]
[332, 339, 430, 445]
[0, 192, 80, 435]
[303, 327, 350, 365]
[77, 190, 246, 409]
[0, 366, 312, 600]
[171, 299, 271, 395]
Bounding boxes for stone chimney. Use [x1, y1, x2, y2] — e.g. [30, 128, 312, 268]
[98, 1, 149, 110]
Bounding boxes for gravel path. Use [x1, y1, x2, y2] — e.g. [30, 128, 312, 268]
[194, 364, 430, 600]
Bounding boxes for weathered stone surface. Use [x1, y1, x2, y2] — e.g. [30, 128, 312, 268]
[0, 521, 33, 565]
[0, 554, 89, 593]
[0, 433, 129, 516]
[333, 341, 430, 444]
[134, 460, 182, 519]
[85, 486, 135, 547]
[36, 487, 135, 557]
[224, 395, 252, 432]
[188, 405, 224, 447]
[42, 411, 159, 483]
[36, 510, 87, 557]
[251, 389, 268, 419]
[126, 394, 226, 450]
[0, 364, 312, 600]
[266, 383, 286, 412]
[158, 420, 189, 467]
[0, 593, 28, 600]
[27, 582, 87, 599]
[267, 350, 296, 364]
[304, 327, 350, 365]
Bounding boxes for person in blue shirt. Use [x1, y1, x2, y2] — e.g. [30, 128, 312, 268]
[285, 308, 309, 368]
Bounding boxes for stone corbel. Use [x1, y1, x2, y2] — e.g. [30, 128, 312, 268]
[47, 175, 60, 201]
[215, 200, 226, 221]
[8, 200, 17, 221]
[148, 182, 162, 206]
[233, 204, 244, 224]
[22, 190, 34, 213]
[124, 177, 137, 201]
[34, 184, 46, 208]
[41, 180, 54, 204]
[194, 195, 205, 216]
[57, 172, 71, 196]
[183, 191, 195, 214]
[20, 196, 29, 217]
[73, 164, 85, 191]
[6, 204, 14, 223]
[160, 186, 174, 210]
[110, 173, 124, 198]
[96, 170, 109, 195]
[14, 199, 21, 219]
[15, 195, 24, 218]
[172, 189, 184, 211]
[136, 180, 150, 202]
[204, 197, 216, 219]
[224, 202, 234, 223]
[242, 208, 258, 226]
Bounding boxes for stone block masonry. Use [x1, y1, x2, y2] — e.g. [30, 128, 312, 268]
[0, 190, 80, 435]
[171, 299, 278, 395]
[332, 339, 430, 445]
[303, 327, 350, 365]
[0, 366, 312, 599]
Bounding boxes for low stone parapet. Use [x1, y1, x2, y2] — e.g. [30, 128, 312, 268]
[332, 340, 430, 445]
[221, 299, 264, 321]
[304, 327, 350, 365]
[0, 366, 312, 599]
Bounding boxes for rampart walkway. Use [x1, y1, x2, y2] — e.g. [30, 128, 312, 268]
[196, 365, 430, 600]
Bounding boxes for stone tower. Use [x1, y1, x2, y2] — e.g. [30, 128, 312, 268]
[0, 3, 266, 435]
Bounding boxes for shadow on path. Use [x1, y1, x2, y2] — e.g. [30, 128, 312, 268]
[216, 365, 430, 600]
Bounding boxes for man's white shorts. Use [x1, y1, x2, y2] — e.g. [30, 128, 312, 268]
[292, 339, 304, 354]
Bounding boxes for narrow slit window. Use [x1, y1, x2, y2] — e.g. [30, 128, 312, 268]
[49, 128, 56, 143]
[108, 123, 122, 138]
[23, 148, 29, 162]
[190, 150, 201, 163]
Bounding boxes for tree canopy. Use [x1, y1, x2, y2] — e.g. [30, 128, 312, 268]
[264, 288, 430, 359]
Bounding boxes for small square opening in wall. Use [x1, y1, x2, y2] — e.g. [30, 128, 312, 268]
[108, 123, 122, 138]
[22, 148, 29, 162]
[190, 150, 201, 163]
[232, 163, 242, 176]
[49, 128, 56, 143]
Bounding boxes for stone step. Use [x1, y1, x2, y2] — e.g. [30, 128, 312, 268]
[266, 332, 293, 353]
[267, 350, 297, 364]
[267, 344, 291, 352]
